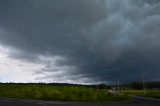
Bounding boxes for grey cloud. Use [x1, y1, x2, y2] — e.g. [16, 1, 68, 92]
[0, 0, 160, 83]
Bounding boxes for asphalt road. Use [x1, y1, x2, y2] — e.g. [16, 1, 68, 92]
[0, 96, 160, 106]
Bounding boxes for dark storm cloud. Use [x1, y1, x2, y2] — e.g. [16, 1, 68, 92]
[0, 0, 160, 83]
[0, 0, 107, 60]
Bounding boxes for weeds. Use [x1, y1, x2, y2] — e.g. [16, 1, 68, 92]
[0, 84, 130, 102]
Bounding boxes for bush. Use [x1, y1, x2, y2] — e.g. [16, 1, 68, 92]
[0, 84, 130, 102]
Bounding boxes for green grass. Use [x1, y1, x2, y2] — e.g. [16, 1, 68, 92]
[144, 91, 160, 98]
[0, 84, 131, 102]
[124, 90, 160, 99]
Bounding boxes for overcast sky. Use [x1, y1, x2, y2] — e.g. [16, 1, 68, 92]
[0, 0, 160, 84]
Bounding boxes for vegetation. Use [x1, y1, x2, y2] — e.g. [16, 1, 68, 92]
[0, 81, 159, 101]
[124, 90, 160, 99]
[0, 83, 130, 102]
[144, 91, 160, 98]
[111, 81, 160, 99]
[120, 81, 160, 90]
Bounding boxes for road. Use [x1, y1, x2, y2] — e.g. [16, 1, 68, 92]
[0, 96, 160, 106]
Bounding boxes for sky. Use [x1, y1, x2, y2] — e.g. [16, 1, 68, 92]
[0, 0, 160, 84]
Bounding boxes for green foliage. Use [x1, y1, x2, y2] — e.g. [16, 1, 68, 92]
[0, 84, 130, 102]
[145, 91, 160, 98]
[124, 90, 160, 98]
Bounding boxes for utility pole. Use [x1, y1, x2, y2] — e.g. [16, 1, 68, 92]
[114, 81, 116, 96]
[142, 71, 146, 95]
[97, 84, 99, 90]
[97, 77, 99, 90]
[117, 80, 120, 93]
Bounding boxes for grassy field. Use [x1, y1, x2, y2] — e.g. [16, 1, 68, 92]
[124, 90, 160, 99]
[0, 84, 131, 102]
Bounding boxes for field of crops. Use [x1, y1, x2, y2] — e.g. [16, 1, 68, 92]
[0, 84, 130, 102]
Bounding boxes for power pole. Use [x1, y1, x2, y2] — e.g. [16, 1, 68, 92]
[113, 81, 116, 96]
[97, 84, 99, 90]
[97, 77, 99, 90]
[117, 80, 120, 93]
[142, 71, 146, 95]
